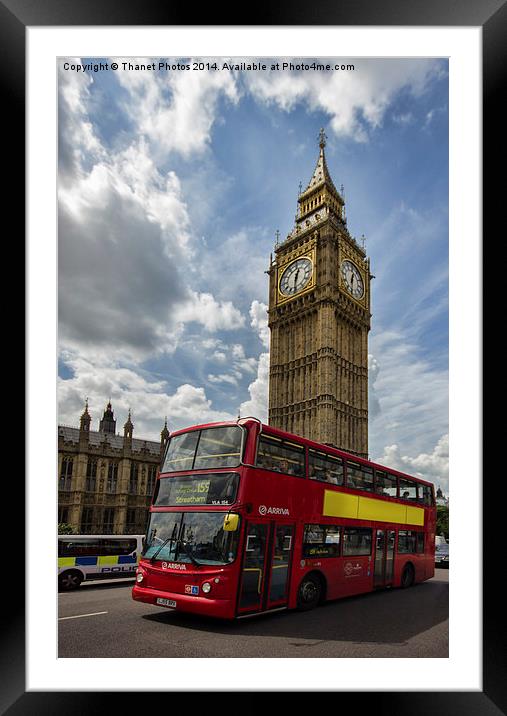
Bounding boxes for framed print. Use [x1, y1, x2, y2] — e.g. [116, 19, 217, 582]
[5, 0, 502, 711]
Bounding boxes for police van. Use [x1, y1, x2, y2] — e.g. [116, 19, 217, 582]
[58, 534, 143, 590]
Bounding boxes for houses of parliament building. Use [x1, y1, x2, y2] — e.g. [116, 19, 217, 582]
[58, 400, 169, 535]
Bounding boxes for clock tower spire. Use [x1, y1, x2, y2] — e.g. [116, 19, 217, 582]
[267, 130, 372, 458]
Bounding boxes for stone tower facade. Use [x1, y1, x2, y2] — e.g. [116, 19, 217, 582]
[267, 130, 372, 458]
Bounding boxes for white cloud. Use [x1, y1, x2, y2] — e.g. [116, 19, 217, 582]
[207, 373, 239, 386]
[369, 330, 448, 461]
[375, 434, 449, 491]
[368, 354, 381, 419]
[211, 351, 227, 363]
[58, 60, 245, 366]
[239, 352, 270, 422]
[175, 292, 245, 332]
[246, 59, 443, 142]
[58, 353, 236, 439]
[238, 301, 270, 421]
[115, 59, 240, 158]
[392, 112, 414, 125]
[196, 229, 270, 306]
[58, 62, 105, 179]
[249, 300, 269, 348]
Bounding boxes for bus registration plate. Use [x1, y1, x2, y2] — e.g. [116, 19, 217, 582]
[156, 597, 177, 608]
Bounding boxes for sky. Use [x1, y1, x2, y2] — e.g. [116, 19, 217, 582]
[57, 56, 449, 491]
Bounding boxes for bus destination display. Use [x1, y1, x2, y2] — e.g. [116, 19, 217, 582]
[154, 473, 238, 506]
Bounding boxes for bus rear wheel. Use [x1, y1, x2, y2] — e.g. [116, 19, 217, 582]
[297, 574, 322, 610]
[401, 563, 415, 589]
[59, 570, 83, 591]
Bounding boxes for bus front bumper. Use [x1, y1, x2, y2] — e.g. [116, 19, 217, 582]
[132, 584, 236, 620]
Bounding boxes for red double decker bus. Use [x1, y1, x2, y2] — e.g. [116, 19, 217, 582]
[132, 418, 436, 619]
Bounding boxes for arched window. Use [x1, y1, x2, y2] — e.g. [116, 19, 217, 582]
[147, 465, 157, 495]
[85, 458, 98, 492]
[129, 462, 139, 494]
[107, 462, 118, 493]
[59, 456, 74, 491]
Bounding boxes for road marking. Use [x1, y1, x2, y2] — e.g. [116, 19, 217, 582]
[59, 611, 108, 621]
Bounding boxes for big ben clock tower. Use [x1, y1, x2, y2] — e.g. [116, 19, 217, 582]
[267, 129, 372, 458]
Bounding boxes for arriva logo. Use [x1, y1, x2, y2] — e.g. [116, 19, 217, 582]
[258, 505, 290, 516]
[161, 562, 187, 570]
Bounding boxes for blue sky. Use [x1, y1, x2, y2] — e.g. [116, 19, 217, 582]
[58, 57, 449, 489]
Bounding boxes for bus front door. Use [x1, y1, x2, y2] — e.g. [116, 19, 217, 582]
[238, 522, 295, 615]
[374, 529, 396, 588]
[266, 524, 294, 609]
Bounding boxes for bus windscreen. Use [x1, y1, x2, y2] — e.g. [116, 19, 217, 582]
[162, 426, 243, 472]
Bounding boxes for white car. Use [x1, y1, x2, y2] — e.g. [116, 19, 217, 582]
[435, 542, 449, 568]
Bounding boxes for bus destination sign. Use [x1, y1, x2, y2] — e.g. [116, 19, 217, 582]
[154, 473, 238, 507]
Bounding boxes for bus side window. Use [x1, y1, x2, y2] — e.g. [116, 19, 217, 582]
[419, 485, 433, 506]
[375, 470, 397, 497]
[399, 479, 417, 501]
[346, 461, 374, 492]
[256, 435, 305, 477]
[308, 449, 343, 485]
[343, 528, 372, 556]
[398, 530, 419, 553]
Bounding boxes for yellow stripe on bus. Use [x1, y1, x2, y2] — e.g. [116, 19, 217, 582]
[323, 490, 425, 526]
[405, 505, 425, 526]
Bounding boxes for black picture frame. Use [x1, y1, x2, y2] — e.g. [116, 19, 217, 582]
[6, 0, 499, 713]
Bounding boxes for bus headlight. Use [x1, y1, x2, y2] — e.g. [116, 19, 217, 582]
[136, 571, 144, 583]
[201, 582, 211, 594]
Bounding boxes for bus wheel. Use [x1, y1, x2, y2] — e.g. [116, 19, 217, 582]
[401, 564, 415, 589]
[59, 570, 83, 591]
[297, 574, 322, 610]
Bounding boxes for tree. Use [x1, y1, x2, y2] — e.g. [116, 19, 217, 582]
[58, 523, 75, 535]
[436, 506, 449, 540]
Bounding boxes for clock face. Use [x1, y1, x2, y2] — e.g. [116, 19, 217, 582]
[341, 260, 364, 299]
[279, 257, 313, 297]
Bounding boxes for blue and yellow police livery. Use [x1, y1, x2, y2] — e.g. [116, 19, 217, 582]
[58, 535, 143, 590]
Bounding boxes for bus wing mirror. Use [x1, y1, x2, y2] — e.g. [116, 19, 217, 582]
[223, 514, 239, 532]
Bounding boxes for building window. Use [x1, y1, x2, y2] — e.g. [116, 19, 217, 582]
[59, 456, 74, 491]
[85, 458, 98, 492]
[58, 507, 69, 524]
[147, 465, 157, 495]
[103, 508, 115, 533]
[80, 508, 94, 534]
[308, 450, 344, 485]
[129, 463, 139, 494]
[126, 509, 137, 534]
[107, 462, 118, 493]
